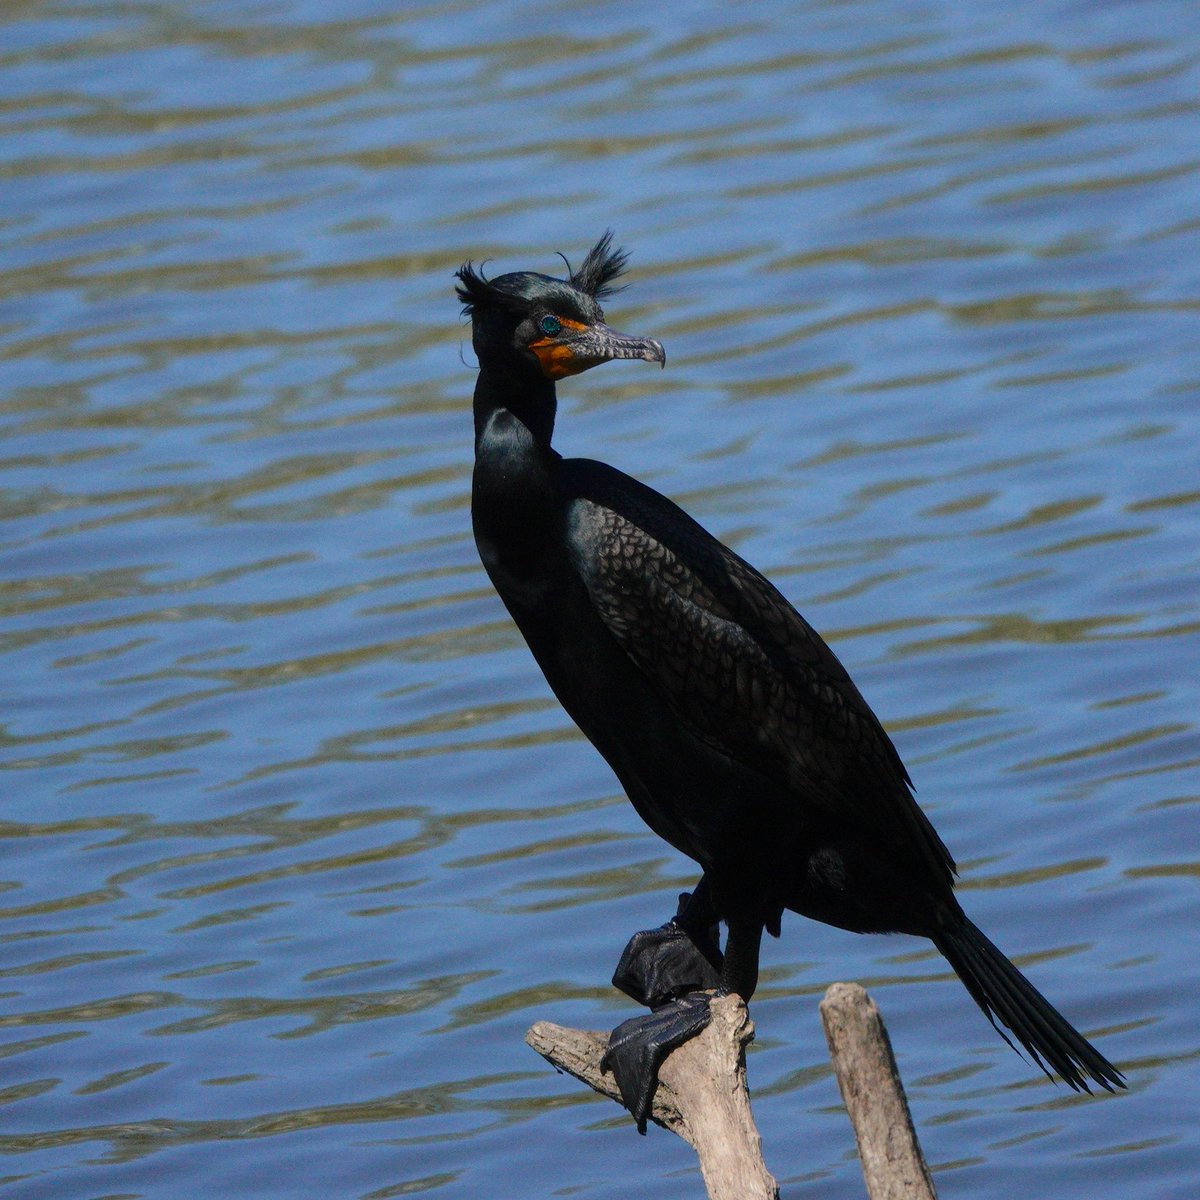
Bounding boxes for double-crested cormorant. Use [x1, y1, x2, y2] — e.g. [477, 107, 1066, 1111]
[457, 233, 1124, 1131]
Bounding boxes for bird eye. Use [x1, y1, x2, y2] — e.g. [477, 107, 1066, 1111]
[539, 315, 562, 336]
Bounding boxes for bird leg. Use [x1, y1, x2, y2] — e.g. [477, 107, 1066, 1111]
[611, 881, 723, 1009]
[603, 911, 763, 1133]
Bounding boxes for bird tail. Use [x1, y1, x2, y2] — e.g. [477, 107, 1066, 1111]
[933, 917, 1124, 1093]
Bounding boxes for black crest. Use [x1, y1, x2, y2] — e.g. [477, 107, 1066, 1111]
[569, 230, 629, 299]
[454, 261, 521, 318]
[455, 231, 629, 317]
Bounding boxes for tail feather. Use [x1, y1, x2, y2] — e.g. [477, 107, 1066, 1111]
[934, 917, 1124, 1093]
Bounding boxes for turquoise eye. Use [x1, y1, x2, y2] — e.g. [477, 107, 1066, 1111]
[540, 315, 562, 336]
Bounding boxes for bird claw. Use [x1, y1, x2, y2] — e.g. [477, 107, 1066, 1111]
[611, 922, 722, 1008]
[601, 992, 715, 1133]
[611, 893, 723, 1009]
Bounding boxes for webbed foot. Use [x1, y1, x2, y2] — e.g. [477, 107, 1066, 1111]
[601, 991, 715, 1133]
[611, 892, 723, 1009]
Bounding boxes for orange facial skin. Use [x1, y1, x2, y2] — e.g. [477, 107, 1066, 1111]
[529, 316, 589, 379]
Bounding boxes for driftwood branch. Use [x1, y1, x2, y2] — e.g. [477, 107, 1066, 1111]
[527, 992, 777, 1200]
[821, 982, 938, 1200]
[527, 983, 936, 1200]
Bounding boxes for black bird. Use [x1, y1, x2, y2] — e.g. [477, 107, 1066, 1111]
[457, 233, 1124, 1131]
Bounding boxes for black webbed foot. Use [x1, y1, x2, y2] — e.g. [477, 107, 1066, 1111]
[601, 991, 715, 1133]
[611, 891, 723, 1009]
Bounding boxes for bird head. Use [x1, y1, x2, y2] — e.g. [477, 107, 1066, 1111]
[456, 232, 666, 381]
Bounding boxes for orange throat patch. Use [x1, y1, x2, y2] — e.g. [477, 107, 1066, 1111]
[529, 317, 589, 379]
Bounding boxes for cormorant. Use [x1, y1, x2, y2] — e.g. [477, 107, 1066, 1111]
[457, 233, 1124, 1132]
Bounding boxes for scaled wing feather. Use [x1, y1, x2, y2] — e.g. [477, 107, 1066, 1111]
[564, 460, 953, 882]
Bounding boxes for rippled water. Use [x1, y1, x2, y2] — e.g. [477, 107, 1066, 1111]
[2, 2, 1198, 1198]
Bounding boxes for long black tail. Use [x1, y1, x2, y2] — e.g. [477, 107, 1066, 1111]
[934, 916, 1124, 1092]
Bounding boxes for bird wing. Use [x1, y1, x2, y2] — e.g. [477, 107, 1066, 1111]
[562, 459, 954, 884]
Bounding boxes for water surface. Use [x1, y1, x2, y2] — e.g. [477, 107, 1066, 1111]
[2, 2, 1198, 1198]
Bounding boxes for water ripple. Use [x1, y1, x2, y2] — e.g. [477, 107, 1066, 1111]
[1, 4, 1196, 1200]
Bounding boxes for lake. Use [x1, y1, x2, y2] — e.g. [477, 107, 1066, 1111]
[1, 2, 1197, 1197]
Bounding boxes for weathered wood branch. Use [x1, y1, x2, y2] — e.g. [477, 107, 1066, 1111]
[820, 982, 938, 1200]
[527, 992, 778, 1200]
[527, 983, 936, 1200]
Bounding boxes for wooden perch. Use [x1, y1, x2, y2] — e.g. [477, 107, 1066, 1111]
[527, 992, 778, 1200]
[527, 983, 936, 1200]
[821, 982, 938, 1200]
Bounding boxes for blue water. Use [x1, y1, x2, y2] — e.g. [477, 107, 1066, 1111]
[1, 2, 1198, 1197]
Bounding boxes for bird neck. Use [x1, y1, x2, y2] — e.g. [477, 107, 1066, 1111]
[471, 363, 561, 563]
[472, 362, 557, 452]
